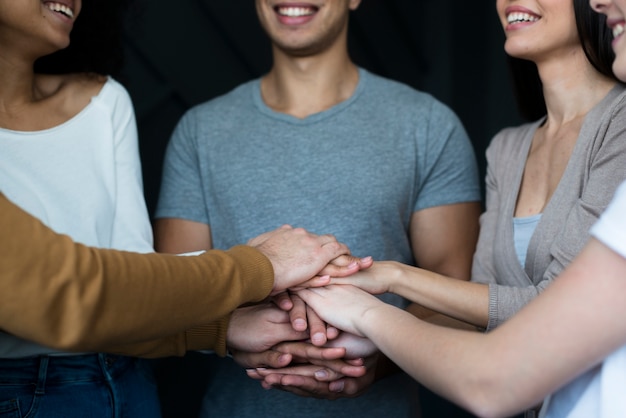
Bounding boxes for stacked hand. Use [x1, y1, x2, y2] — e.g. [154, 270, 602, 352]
[233, 252, 396, 399]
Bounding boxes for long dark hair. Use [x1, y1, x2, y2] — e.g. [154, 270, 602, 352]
[34, 0, 136, 78]
[508, 0, 618, 121]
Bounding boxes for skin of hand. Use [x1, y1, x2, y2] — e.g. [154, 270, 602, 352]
[248, 332, 377, 398]
[296, 285, 388, 337]
[233, 340, 363, 374]
[247, 225, 353, 295]
[226, 303, 310, 355]
[250, 353, 378, 399]
[326, 261, 396, 295]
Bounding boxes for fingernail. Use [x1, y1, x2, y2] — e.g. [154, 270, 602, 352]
[278, 354, 290, 363]
[312, 333, 326, 344]
[361, 256, 373, 263]
[330, 381, 345, 392]
[315, 370, 328, 380]
[294, 318, 307, 330]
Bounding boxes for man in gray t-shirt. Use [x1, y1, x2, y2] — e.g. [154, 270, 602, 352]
[154, 1, 481, 417]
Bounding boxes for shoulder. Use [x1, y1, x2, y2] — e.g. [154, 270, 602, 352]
[187, 80, 257, 118]
[360, 69, 446, 110]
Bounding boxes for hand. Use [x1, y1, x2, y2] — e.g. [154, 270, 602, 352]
[275, 292, 339, 344]
[326, 261, 397, 295]
[296, 285, 385, 337]
[231, 340, 347, 369]
[226, 303, 309, 353]
[324, 332, 378, 359]
[247, 225, 351, 295]
[318, 254, 374, 278]
[290, 255, 374, 290]
[251, 354, 378, 399]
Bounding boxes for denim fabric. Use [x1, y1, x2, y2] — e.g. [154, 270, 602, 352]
[0, 354, 160, 418]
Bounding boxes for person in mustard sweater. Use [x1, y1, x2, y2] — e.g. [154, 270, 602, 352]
[0, 192, 369, 411]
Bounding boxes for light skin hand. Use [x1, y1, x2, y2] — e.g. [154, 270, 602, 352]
[290, 255, 374, 291]
[295, 285, 383, 337]
[322, 332, 378, 359]
[247, 225, 352, 295]
[326, 261, 396, 295]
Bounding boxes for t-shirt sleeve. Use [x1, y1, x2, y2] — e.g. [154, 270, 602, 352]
[413, 99, 481, 212]
[591, 180, 626, 259]
[155, 109, 209, 224]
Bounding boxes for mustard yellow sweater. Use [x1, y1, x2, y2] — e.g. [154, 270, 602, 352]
[0, 193, 273, 357]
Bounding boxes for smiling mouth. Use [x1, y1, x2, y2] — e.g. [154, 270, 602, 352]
[275, 6, 318, 17]
[44, 2, 75, 19]
[506, 12, 540, 24]
[613, 23, 625, 39]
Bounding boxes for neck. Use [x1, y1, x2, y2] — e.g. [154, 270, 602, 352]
[0, 51, 39, 115]
[261, 41, 359, 118]
[536, 48, 617, 126]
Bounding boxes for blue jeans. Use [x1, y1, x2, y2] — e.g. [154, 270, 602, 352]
[0, 354, 160, 418]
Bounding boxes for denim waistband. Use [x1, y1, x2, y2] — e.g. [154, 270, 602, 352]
[0, 353, 135, 385]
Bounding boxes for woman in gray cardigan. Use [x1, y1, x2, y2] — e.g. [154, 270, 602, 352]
[286, 0, 626, 332]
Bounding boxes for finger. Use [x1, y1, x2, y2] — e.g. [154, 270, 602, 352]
[255, 365, 346, 381]
[232, 350, 293, 369]
[326, 326, 340, 340]
[318, 255, 373, 277]
[307, 305, 328, 346]
[263, 374, 340, 399]
[273, 341, 346, 361]
[271, 292, 293, 311]
[290, 275, 331, 291]
[289, 293, 308, 331]
[254, 358, 366, 378]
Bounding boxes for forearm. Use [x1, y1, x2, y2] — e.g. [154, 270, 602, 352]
[103, 315, 231, 358]
[359, 305, 531, 417]
[390, 262, 490, 327]
[0, 194, 273, 352]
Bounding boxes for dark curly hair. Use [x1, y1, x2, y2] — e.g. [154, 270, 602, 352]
[508, 0, 619, 121]
[34, 0, 137, 77]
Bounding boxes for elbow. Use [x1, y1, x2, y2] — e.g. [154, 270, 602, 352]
[452, 375, 525, 418]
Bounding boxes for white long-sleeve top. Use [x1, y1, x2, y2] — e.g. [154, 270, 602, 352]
[0, 77, 153, 357]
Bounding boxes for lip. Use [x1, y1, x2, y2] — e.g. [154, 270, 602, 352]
[42, 0, 77, 22]
[503, 5, 541, 31]
[607, 18, 626, 49]
[273, 2, 320, 26]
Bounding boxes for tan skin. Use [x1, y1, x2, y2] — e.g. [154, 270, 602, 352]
[0, 0, 105, 134]
[155, 0, 481, 398]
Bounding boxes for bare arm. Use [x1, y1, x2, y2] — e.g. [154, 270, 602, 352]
[328, 202, 488, 328]
[299, 238, 626, 417]
[410, 202, 481, 280]
[154, 217, 212, 253]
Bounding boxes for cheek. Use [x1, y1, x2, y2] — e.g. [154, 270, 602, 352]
[613, 55, 626, 83]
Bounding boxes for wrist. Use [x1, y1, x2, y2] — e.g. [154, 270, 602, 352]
[386, 261, 406, 295]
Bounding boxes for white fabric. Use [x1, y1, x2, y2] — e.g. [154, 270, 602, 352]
[0, 77, 153, 357]
[541, 180, 626, 417]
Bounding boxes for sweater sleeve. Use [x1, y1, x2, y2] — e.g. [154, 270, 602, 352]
[0, 193, 273, 355]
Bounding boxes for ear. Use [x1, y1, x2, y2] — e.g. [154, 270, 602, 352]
[349, 0, 362, 11]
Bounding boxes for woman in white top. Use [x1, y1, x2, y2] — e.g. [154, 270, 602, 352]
[0, 0, 160, 416]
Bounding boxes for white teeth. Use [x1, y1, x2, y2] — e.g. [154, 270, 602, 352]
[613, 23, 625, 39]
[277, 6, 315, 17]
[507, 12, 539, 24]
[45, 2, 74, 19]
